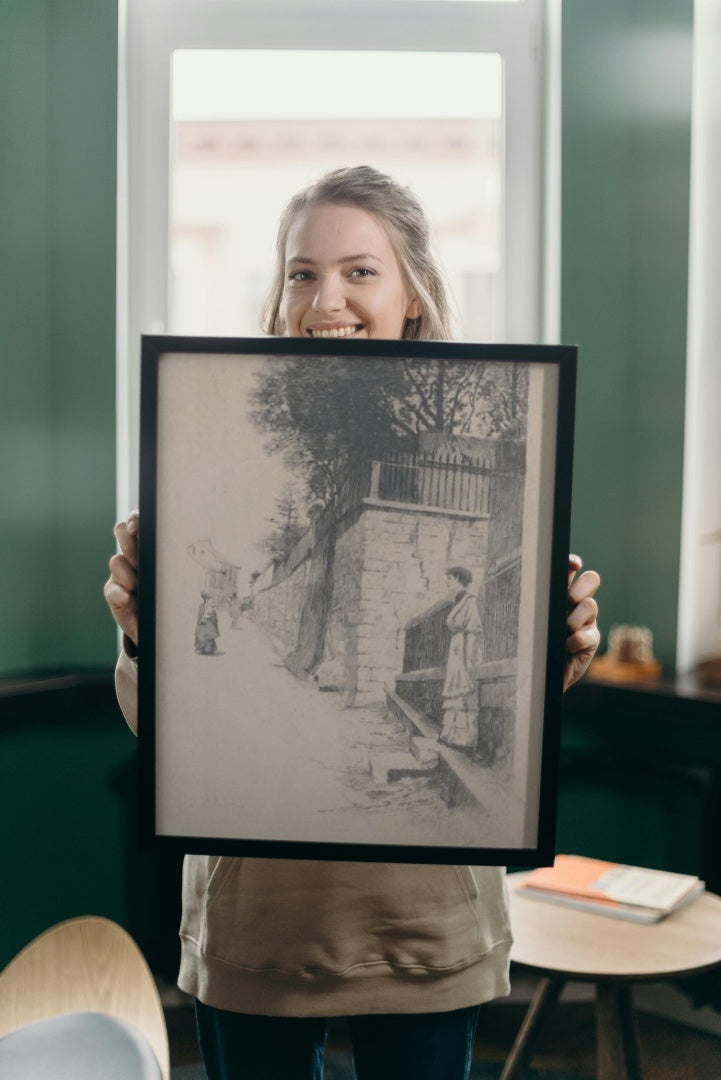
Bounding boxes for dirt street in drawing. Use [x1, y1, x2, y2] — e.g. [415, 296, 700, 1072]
[159, 607, 487, 849]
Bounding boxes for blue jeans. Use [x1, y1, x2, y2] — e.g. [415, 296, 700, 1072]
[195, 1000, 481, 1080]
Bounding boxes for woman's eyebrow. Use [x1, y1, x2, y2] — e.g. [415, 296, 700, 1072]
[339, 253, 384, 264]
[286, 253, 384, 266]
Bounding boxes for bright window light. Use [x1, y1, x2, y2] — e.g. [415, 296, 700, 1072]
[170, 50, 504, 341]
[172, 50, 502, 121]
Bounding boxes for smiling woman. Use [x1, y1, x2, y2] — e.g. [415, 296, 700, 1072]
[263, 167, 452, 342]
[106, 158, 599, 1080]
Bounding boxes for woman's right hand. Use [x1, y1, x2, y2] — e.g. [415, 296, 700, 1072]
[104, 510, 139, 646]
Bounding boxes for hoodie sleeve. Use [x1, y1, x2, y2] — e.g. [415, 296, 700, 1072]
[115, 645, 139, 736]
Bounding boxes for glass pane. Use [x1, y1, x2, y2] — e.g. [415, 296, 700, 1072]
[170, 50, 503, 340]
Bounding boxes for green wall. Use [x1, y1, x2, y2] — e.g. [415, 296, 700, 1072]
[0, 0, 129, 968]
[562, 0, 693, 669]
[0, 0, 698, 970]
[0, 0, 118, 675]
[0, 1, 693, 677]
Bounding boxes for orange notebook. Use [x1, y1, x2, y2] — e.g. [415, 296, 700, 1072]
[517, 855, 703, 923]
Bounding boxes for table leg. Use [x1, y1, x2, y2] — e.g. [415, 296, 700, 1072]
[596, 982, 643, 1080]
[499, 976, 565, 1080]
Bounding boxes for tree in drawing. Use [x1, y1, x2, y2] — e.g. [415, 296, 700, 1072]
[259, 483, 307, 563]
[250, 357, 527, 678]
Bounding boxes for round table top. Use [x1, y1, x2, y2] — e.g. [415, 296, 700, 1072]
[508, 872, 721, 981]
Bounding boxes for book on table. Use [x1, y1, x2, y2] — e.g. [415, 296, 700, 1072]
[516, 854, 705, 923]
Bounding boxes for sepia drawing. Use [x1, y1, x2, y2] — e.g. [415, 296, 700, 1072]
[141, 338, 575, 863]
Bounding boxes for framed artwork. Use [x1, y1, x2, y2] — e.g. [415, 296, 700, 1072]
[137, 336, 576, 865]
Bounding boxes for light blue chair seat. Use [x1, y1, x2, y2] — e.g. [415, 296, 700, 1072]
[0, 1011, 162, 1079]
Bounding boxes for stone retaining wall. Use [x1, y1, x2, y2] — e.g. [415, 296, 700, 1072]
[252, 502, 489, 704]
[252, 558, 309, 650]
[334, 506, 489, 704]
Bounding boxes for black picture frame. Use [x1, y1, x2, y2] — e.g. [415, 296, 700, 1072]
[138, 335, 576, 865]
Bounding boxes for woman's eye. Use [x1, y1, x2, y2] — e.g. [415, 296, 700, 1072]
[349, 267, 375, 279]
[288, 270, 313, 283]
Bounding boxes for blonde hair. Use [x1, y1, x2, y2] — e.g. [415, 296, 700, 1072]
[262, 165, 453, 341]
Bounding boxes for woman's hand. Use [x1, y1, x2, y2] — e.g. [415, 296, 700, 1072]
[564, 554, 601, 691]
[103, 510, 140, 646]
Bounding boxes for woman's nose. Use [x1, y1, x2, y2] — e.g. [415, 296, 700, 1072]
[312, 274, 345, 314]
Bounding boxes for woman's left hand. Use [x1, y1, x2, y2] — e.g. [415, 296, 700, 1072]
[564, 554, 601, 691]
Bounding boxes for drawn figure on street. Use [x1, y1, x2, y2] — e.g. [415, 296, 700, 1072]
[439, 567, 482, 751]
[229, 591, 243, 629]
[194, 591, 220, 655]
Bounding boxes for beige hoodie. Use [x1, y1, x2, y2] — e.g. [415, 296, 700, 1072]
[116, 650, 512, 1016]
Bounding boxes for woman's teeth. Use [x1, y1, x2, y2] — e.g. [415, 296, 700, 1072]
[310, 325, 360, 338]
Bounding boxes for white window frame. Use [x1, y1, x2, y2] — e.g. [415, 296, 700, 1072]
[677, 0, 721, 674]
[117, 0, 558, 512]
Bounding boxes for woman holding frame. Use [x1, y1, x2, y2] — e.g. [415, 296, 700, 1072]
[105, 166, 600, 1080]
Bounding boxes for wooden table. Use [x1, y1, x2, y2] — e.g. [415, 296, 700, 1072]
[503, 873, 721, 1080]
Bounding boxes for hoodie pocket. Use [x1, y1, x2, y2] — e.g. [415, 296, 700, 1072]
[454, 864, 480, 907]
[180, 855, 237, 949]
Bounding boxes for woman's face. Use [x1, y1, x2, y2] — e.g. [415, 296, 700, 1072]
[281, 203, 421, 340]
[446, 573, 464, 596]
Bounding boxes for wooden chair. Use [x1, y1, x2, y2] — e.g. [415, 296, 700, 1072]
[0, 915, 169, 1079]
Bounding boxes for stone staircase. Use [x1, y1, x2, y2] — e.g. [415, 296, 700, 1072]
[369, 735, 440, 784]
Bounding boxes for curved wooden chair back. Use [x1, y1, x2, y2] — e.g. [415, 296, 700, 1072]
[0, 915, 169, 1080]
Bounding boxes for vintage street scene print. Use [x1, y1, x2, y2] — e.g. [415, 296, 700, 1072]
[144, 342, 569, 860]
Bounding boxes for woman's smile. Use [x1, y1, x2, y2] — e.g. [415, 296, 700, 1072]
[306, 323, 365, 339]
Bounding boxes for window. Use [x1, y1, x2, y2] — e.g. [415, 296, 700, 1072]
[118, 0, 556, 509]
[170, 49, 503, 340]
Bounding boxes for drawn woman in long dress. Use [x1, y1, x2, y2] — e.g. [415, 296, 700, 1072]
[439, 567, 482, 750]
[194, 591, 220, 655]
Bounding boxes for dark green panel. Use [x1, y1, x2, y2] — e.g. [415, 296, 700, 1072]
[556, 771, 707, 877]
[562, 0, 693, 668]
[47, 0, 118, 667]
[559, 682, 721, 888]
[0, 0, 118, 674]
[0, 687, 132, 966]
[0, 684, 184, 976]
[0, 2, 55, 669]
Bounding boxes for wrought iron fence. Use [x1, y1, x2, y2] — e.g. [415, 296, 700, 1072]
[402, 598, 454, 674]
[476, 554, 522, 661]
[371, 450, 493, 515]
